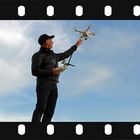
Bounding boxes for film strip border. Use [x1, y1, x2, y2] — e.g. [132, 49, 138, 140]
[0, 0, 140, 19]
[0, 122, 140, 140]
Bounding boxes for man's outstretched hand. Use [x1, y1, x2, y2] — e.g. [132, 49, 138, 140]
[76, 39, 83, 47]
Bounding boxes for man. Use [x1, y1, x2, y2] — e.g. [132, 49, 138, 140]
[31, 34, 82, 123]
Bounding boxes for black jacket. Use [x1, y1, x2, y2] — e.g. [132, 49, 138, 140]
[31, 44, 77, 83]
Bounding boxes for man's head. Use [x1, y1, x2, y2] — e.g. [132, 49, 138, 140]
[38, 34, 54, 49]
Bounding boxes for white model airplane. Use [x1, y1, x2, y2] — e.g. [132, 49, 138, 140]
[74, 25, 95, 40]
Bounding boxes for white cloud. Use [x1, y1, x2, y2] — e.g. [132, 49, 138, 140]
[94, 27, 139, 54]
[60, 64, 114, 96]
[0, 109, 31, 121]
[0, 21, 35, 96]
[0, 21, 32, 48]
[0, 59, 30, 94]
[82, 67, 112, 89]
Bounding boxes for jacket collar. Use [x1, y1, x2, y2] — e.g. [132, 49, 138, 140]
[39, 47, 52, 53]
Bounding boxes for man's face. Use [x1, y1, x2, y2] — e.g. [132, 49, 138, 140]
[44, 39, 54, 49]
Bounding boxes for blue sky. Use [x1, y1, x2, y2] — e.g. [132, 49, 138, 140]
[0, 20, 140, 121]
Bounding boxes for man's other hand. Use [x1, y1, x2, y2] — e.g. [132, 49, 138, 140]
[52, 67, 62, 75]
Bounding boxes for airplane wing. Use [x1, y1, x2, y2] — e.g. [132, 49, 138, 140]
[75, 29, 82, 33]
[86, 25, 92, 32]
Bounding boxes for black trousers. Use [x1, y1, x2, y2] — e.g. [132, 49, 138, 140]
[32, 81, 58, 123]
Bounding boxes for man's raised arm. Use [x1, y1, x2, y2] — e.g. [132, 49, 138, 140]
[56, 39, 83, 62]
